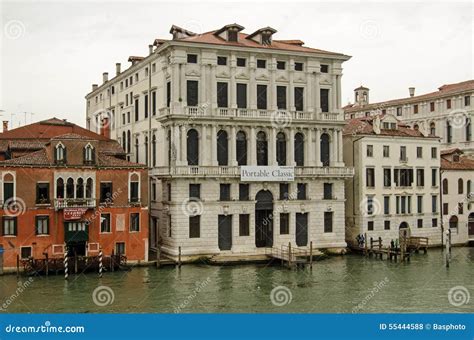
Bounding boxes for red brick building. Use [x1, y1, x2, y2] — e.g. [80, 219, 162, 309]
[0, 118, 148, 270]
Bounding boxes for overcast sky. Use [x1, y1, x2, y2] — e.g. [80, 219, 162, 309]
[1, 0, 472, 128]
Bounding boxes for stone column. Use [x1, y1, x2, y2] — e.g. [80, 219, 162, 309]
[249, 56, 257, 110]
[201, 124, 208, 165]
[315, 128, 322, 166]
[289, 127, 295, 166]
[230, 54, 237, 109]
[269, 127, 276, 165]
[331, 75, 337, 113]
[230, 125, 237, 166]
[289, 58, 295, 112]
[306, 70, 313, 114]
[180, 125, 186, 165]
[338, 129, 343, 164]
[250, 126, 257, 165]
[270, 58, 277, 110]
[172, 63, 180, 110]
[173, 124, 180, 165]
[336, 75, 342, 112]
[331, 129, 338, 166]
[200, 64, 207, 109]
[211, 124, 218, 166]
[315, 71, 321, 114]
[180, 63, 187, 106]
[210, 65, 217, 113]
[307, 128, 314, 166]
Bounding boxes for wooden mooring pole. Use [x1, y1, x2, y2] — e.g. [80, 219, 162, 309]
[178, 246, 182, 267]
[288, 242, 292, 268]
[16, 254, 20, 278]
[44, 253, 49, 276]
[445, 230, 451, 268]
[309, 241, 313, 269]
[64, 247, 68, 280]
[98, 249, 103, 278]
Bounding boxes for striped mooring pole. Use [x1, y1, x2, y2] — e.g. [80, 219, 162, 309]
[99, 249, 103, 278]
[64, 246, 68, 280]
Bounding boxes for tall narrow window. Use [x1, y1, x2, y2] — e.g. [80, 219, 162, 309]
[294, 87, 304, 111]
[466, 119, 472, 141]
[187, 80, 198, 106]
[144, 94, 149, 118]
[320, 133, 330, 166]
[320, 89, 329, 112]
[152, 134, 157, 167]
[217, 82, 228, 108]
[217, 130, 229, 166]
[236, 131, 247, 165]
[76, 178, 84, 199]
[257, 85, 267, 110]
[66, 178, 74, 199]
[187, 129, 199, 165]
[447, 121, 452, 143]
[152, 91, 156, 116]
[130, 174, 139, 203]
[55, 143, 66, 164]
[83, 144, 95, 164]
[166, 82, 171, 107]
[36, 183, 50, 204]
[236, 83, 247, 109]
[56, 178, 64, 198]
[86, 178, 93, 198]
[324, 211, 333, 233]
[294, 132, 305, 166]
[276, 86, 287, 110]
[458, 178, 464, 194]
[276, 132, 287, 166]
[134, 98, 139, 121]
[256, 131, 268, 166]
[144, 136, 148, 166]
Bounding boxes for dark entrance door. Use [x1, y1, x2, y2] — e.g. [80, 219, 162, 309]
[255, 190, 273, 248]
[469, 213, 474, 238]
[67, 241, 86, 256]
[218, 215, 232, 251]
[296, 213, 308, 246]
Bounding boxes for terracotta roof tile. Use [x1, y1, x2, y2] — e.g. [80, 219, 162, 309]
[441, 156, 474, 170]
[343, 116, 436, 138]
[97, 153, 146, 168]
[0, 149, 50, 166]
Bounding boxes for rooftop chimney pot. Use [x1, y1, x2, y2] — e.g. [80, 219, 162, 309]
[2, 121, 8, 132]
[92, 84, 98, 91]
[103, 72, 108, 83]
[149, 45, 153, 55]
[409, 87, 415, 97]
[116, 63, 121, 75]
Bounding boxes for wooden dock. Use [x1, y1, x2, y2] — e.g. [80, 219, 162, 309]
[266, 242, 322, 269]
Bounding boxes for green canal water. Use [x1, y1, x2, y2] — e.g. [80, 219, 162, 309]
[1, 248, 473, 313]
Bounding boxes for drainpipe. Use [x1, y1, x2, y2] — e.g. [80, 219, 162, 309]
[440, 169, 444, 245]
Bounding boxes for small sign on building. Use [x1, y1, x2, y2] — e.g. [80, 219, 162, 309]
[240, 166, 294, 182]
[64, 208, 88, 220]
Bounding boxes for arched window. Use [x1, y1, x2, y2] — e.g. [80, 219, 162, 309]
[122, 131, 126, 149]
[430, 122, 436, 136]
[56, 178, 64, 198]
[129, 173, 140, 203]
[76, 178, 84, 199]
[442, 178, 448, 195]
[449, 215, 458, 229]
[127, 130, 131, 154]
[66, 178, 74, 199]
[86, 178, 93, 199]
[236, 131, 247, 166]
[446, 121, 452, 143]
[276, 132, 286, 166]
[467, 180, 472, 197]
[55, 143, 66, 163]
[256, 131, 268, 166]
[84, 144, 95, 163]
[320, 133, 330, 167]
[294, 132, 305, 166]
[458, 178, 464, 194]
[217, 130, 229, 166]
[152, 134, 157, 167]
[187, 129, 199, 165]
[466, 118, 472, 141]
[144, 136, 149, 166]
[3, 173, 14, 203]
[135, 137, 139, 163]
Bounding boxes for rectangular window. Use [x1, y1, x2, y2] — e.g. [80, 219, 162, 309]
[144, 94, 149, 118]
[239, 214, 250, 236]
[220, 184, 231, 201]
[257, 59, 266, 68]
[152, 91, 156, 116]
[100, 213, 111, 233]
[384, 196, 390, 214]
[458, 202, 464, 215]
[366, 168, 375, 188]
[384, 220, 390, 230]
[115, 242, 126, 255]
[432, 218, 438, 228]
[430, 102, 435, 112]
[416, 169, 425, 187]
[413, 104, 418, 114]
[417, 147, 423, 158]
[320, 64, 329, 73]
[396, 107, 402, 116]
[431, 169, 437, 187]
[383, 168, 391, 187]
[2, 216, 17, 236]
[367, 196, 374, 215]
[295, 62, 303, 71]
[383, 145, 390, 158]
[465, 95, 470, 106]
[217, 56, 227, 65]
[134, 98, 139, 121]
[130, 213, 140, 232]
[400, 146, 407, 161]
[217, 82, 228, 108]
[166, 82, 171, 107]
[417, 219, 423, 228]
[19, 246, 32, 259]
[100, 182, 113, 203]
[187, 80, 198, 106]
[189, 216, 200, 238]
[432, 195, 438, 213]
[279, 183, 289, 200]
[130, 181, 139, 202]
[189, 184, 201, 199]
[324, 211, 333, 232]
[236, 58, 246, 67]
[320, 89, 329, 112]
[294, 87, 304, 111]
[297, 183, 307, 200]
[277, 61, 286, 70]
[239, 184, 249, 201]
[417, 195, 423, 214]
[187, 54, 198, 63]
[35, 216, 49, 235]
[368, 221, 374, 231]
[447, 99, 451, 109]
[36, 182, 50, 204]
[152, 182, 157, 201]
[367, 145, 373, 157]
[394, 168, 413, 187]
[236, 83, 247, 109]
[431, 147, 437, 159]
[277, 86, 287, 110]
[257, 85, 267, 110]
[443, 203, 449, 215]
[279, 213, 289, 234]
[323, 183, 333, 200]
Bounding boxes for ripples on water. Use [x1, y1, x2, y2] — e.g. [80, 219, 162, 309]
[0, 248, 472, 313]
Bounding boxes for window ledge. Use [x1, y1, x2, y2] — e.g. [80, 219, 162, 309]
[36, 234, 50, 237]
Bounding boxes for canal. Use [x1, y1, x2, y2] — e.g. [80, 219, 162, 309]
[0, 248, 472, 313]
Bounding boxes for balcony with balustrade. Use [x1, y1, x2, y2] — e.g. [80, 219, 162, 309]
[54, 198, 96, 210]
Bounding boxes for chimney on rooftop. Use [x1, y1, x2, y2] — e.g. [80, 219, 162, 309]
[116, 63, 121, 76]
[92, 84, 98, 91]
[149, 45, 154, 55]
[103, 72, 108, 83]
[409, 87, 415, 97]
[2, 121, 8, 132]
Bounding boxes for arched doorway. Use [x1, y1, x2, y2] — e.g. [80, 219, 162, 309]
[255, 190, 273, 248]
[468, 213, 474, 239]
[399, 222, 409, 229]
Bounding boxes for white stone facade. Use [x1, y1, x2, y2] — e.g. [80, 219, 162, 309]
[85, 24, 354, 258]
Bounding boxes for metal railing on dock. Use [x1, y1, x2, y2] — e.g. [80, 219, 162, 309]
[266, 242, 317, 269]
